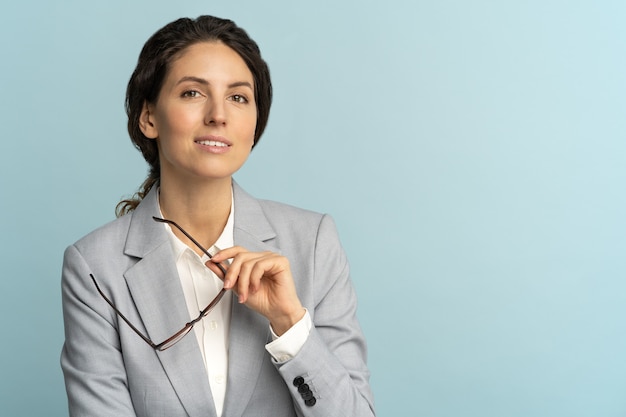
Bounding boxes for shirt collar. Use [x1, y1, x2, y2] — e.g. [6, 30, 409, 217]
[157, 187, 235, 263]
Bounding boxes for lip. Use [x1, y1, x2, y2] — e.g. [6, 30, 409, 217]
[194, 135, 232, 154]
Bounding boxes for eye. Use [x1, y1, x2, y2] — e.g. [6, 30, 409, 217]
[181, 90, 201, 98]
[230, 94, 248, 104]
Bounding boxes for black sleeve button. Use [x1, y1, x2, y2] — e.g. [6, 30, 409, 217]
[292, 375, 317, 406]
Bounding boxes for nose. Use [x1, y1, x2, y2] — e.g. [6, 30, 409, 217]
[204, 99, 226, 126]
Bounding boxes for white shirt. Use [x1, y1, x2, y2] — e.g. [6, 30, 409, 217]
[159, 192, 312, 417]
[164, 210, 233, 417]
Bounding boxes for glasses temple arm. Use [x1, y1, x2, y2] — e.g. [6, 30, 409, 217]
[152, 216, 228, 276]
[89, 274, 158, 349]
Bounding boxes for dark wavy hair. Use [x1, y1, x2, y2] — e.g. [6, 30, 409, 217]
[116, 15, 272, 216]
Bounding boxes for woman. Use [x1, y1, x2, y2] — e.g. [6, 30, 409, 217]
[61, 15, 375, 417]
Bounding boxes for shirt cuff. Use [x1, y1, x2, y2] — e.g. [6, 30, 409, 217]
[265, 309, 312, 363]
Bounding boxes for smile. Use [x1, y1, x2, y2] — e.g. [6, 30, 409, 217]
[196, 140, 229, 147]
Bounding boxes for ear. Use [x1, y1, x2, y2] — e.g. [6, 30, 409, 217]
[139, 101, 158, 139]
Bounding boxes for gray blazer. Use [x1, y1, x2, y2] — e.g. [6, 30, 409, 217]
[61, 182, 375, 417]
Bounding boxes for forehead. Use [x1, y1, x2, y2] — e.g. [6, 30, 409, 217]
[167, 41, 253, 82]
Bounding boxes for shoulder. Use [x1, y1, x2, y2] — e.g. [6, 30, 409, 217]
[69, 213, 132, 256]
[234, 182, 335, 238]
[68, 186, 160, 258]
[253, 198, 342, 253]
[62, 212, 137, 287]
[256, 198, 325, 226]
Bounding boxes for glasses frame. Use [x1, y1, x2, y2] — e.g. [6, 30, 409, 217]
[90, 216, 228, 351]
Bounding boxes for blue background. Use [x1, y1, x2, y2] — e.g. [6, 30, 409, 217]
[1, 1, 625, 416]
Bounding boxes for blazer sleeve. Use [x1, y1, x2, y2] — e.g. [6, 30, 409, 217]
[61, 244, 137, 417]
[273, 214, 376, 417]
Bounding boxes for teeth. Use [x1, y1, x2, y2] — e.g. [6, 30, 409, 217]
[197, 140, 227, 147]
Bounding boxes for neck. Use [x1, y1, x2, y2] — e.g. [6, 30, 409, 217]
[158, 176, 233, 255]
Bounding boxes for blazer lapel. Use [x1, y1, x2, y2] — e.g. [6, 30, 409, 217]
[221, 183, 279, 416]
[123, 187, 217, 417]
[120, 183, 280, 417]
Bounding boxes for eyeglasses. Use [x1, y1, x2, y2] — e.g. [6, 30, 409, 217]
[90, 216, 228, 351]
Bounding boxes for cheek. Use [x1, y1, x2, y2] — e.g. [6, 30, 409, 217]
[164, 109, 197, 135]
[155, 102, 199, 131]
[247, 127, 256, 148]
[245, 111, 258, 144]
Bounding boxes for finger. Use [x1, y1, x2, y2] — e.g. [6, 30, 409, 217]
[235, 256, 261, 303]
[221, 258, 241, 290]
[243, 254, 288, 299]
[247, 260, 268, 295]
[204, 260, 228, 281]
[225, 250, 269, 289]
[211, 246, 247, 263]
[211, 247, 250, 290]
[251, 253, 288, 279]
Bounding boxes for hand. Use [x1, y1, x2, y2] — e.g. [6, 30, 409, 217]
[206, 247, 305, 335]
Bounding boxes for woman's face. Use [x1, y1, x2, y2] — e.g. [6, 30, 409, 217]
[140, 41, 257, 184]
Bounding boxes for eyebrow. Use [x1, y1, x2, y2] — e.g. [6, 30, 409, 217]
[176, 76, 253, 90]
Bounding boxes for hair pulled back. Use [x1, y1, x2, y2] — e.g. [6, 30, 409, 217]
[116, 16, 272, 216]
